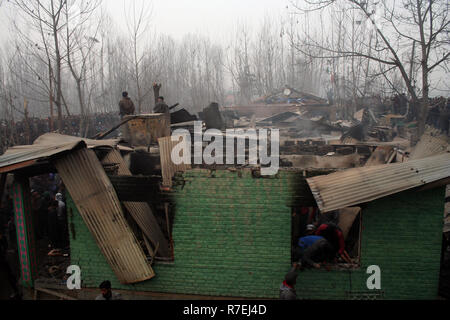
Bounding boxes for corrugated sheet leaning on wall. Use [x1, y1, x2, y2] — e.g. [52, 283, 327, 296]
[158, 136, 191, 187]
[307, 153, 450, 213]
[54, 147, 154, 284]
[101, 148, 171, 258]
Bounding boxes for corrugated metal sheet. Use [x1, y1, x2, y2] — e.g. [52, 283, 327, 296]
[410, 128, 450, 160]
[34, 133, 129, 150]
[158, 136, 191, 187]
[54, 148, 154, 284]
[102, 149, 171, 258]
[0, 133, 132, 173]
[307, 153, 450, 213]
[0, 141, 85, 173]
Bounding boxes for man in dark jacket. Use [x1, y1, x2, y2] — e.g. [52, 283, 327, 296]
[119, 92, 136, 118]
[153, 96, 170, 115]
[0, 231, 19, 299]
[301, 238, 335, 269]
[315, 223, 352, 264]
[279, 270, 298, 300]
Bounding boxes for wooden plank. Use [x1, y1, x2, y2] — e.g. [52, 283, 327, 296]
[54, 148, 154, 284]
[34, 287, 78, 300]
[365, 146, 395, 167]
[0, 173, 6, 203]
[338, 207, 361, 240]
[158, 136, 191, 187]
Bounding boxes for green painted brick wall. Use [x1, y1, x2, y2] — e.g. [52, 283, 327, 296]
[67, 169, 445, 300]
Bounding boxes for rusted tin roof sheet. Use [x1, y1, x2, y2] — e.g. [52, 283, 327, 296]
[0, 133, 132, 173]
[33, 133, 123, 148]
[0, 141, 85, 173]
[54, 148, 154, 284]
[102, 149, 171, 258]
[307, 153, 450, 213]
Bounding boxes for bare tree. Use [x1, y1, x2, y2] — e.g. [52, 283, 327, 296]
[65, 0, 102, 136]
[291, 0, 450, 135]
[12, 0, 69, 132]
[125, 0, 153, 114]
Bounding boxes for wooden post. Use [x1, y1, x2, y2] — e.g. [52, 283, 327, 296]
[0, 174, 6, 204]
[11, 175, 38, 288]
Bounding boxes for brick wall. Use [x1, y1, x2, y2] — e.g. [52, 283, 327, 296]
[67, 169, 445, 299]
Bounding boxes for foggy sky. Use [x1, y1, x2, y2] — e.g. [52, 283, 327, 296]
[0, 0, 291, 50]
[107, 0, 290, 41]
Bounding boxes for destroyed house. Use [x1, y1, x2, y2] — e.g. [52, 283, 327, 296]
[228, 87, 336, 120]
[0, 132, 449, 300]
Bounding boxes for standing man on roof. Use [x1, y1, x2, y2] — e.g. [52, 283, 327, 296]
[119, 92, 136, 119]
[153, 96, 170, 115]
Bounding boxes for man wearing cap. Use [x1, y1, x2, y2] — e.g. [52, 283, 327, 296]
[293, 225, 323, 263]
[119, 92, 136, 118]
[279, 270, 298, 300]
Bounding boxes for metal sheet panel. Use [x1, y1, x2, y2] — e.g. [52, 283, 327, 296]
[282, 154, 362, 169]
[0, 133, 132, 174]
[158, 136, 191, 187]
[54, 148, 154, 284]
[102, 149, 171, 258]
[307, 153, 450, 213]
[123, 114, 171, 146]
[0, 141, 84, 172]
[33, 133, 126, 150]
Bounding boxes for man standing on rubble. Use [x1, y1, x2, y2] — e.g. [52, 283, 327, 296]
[153, 96, 170, 115]
[119, 92, 136, 118]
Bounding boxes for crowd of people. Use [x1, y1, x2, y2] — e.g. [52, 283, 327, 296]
[0, 113, 121, 155]
[0, 173, 69, 299]
[428, 96, 450, 134]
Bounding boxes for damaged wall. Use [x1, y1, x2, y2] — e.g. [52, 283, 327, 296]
[68, 169, 313, 298]
[67, 170, 445, 299]
[296, 187, 445, 300]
